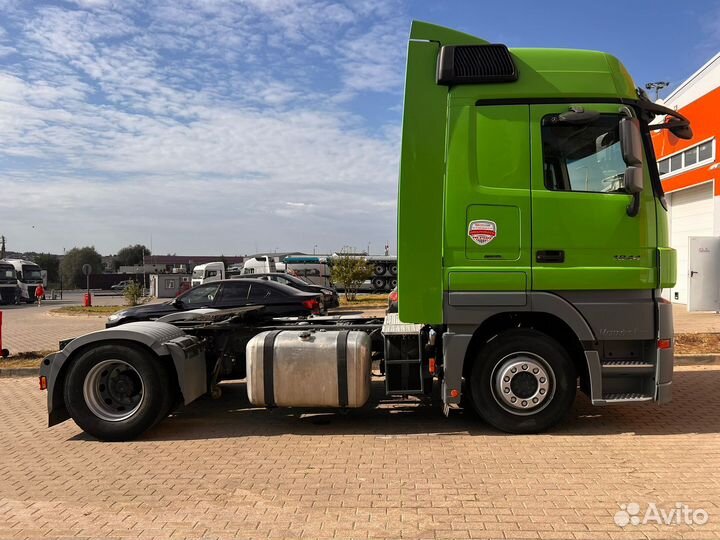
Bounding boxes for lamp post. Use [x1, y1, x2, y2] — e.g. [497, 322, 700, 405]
[645, 81, 670, 101]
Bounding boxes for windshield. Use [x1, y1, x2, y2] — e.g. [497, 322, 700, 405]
[180, 283, 220, 306]
[0, 265, 15, 281]
[543, 115, 627, 193]
[21, 265, 42, 282]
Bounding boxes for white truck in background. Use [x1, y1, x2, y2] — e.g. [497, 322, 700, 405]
[5, 259, 43, 301]
[191, 262, 225, 287]
[1, 259, 44, 303]
[241, 256, 277, 275]
[0, 261, 19, 304]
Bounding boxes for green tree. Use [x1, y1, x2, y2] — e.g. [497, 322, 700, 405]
[123, 281, 145, 306]
[61, 247, 103, 288]
[113, 244, 151, 271]
[33, 253, 60, 284]
[330, 255, 374, 301]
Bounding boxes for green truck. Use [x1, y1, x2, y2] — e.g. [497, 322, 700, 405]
[39, 22, 692, 441]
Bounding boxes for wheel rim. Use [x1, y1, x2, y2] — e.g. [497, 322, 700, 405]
[490, 352, 555, 416]
[83, 359, 145, 422]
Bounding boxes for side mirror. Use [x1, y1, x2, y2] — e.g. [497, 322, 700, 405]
[620, 117, 643, 166]
[669, 120, 693, 140]
[624, 166, 643, 194]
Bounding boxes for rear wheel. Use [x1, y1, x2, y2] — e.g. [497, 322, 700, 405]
[374, 264, 386, 276]
[469, 329, 576, 434]
[64, 343, 171, 441]
[371, 277, 385, 291]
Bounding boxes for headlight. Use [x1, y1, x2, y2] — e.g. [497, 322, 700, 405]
[108, 311, 126, 321]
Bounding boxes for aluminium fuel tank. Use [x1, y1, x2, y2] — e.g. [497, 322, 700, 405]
[246, 330, 371, 408]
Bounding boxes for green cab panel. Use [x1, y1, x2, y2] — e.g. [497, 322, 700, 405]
[397, 21, 663, 324]
[448, 271, 527, 291]
[658, 247, 677, 289]
[529, 103, 658, 291]
[443, 104, 531, 296]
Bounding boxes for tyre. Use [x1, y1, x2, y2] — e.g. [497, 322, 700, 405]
[374, 264, 386, 276]
[469, 329, 576, 434]
[64, 343, 171, 441]
[388, 278, 398, 289]
[371, 277, 385, 290]
[389, 264, 397, 276]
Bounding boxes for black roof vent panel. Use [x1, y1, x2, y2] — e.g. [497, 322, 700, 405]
[437, 44, 518, 86]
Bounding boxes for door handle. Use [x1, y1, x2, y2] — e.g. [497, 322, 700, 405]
[691, 271, 698, 277]
[536, 250, 565, 263]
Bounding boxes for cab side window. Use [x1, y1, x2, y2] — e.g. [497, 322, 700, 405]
[542, 115, 627, 194]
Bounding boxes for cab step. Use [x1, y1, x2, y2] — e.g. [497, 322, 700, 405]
[601, 360, 654, 375]
[601, 392, 653, 403]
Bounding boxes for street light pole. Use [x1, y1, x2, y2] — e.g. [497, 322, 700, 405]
[645, 81, 670, 101]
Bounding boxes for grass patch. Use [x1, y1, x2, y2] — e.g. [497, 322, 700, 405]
[339, 294, 388, 307]
[0, 350, 54, 369]
[52, 305, 124, 316]
[675, 333, 720, 355]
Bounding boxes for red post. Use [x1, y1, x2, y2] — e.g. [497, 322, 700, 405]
[0, 310, 8, 358]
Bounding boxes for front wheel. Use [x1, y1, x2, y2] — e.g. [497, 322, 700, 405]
[64, 343, 172, 441]
[469, 329, 576, 434]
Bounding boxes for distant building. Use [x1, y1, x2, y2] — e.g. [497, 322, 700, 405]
[142, 255, 245, 273]
[651, 52, 720, 307]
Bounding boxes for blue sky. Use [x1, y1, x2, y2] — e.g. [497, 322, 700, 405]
[1, 0, 718, 256]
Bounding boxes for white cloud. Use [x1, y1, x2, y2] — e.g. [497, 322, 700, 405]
[0, 0, 406, 255]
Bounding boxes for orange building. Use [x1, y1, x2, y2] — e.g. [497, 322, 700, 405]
[652, 53, 720, 308]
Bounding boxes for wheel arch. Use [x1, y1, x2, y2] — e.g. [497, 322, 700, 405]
[461, 311, 589, 387]
[41, 322, 189, 427]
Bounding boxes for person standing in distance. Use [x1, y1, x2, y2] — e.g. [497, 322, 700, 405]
[35, 283, 45, 306]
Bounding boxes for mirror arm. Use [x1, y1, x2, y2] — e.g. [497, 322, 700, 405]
[626, 193, 641, 218]
[646, 121, 690, 131]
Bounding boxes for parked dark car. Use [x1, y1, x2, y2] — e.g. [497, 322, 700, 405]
[232, 272, 340, 311]
[106, 279, 321, 328]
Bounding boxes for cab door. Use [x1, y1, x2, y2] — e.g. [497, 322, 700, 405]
[443, 104, 531, 299]
[529, 104, 657, 291]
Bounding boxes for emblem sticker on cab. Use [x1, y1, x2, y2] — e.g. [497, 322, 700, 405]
[468, 220, 497, 246]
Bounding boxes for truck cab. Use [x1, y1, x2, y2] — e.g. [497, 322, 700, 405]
[0, 261, 19, 304]
[241, 256, 277, 275]
[190, 262, 225, 287]
[2, 259, 44, 303]
[398, 22, 688, 431]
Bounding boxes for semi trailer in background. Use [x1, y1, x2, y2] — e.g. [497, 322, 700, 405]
[40, 21, 688, 441]
[284, 254, 397, 291]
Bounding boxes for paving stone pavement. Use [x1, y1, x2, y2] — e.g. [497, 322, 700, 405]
[0, 293, 150, 354]
[1, 365, 719, 540]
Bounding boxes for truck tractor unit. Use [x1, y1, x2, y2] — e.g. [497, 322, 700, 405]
[39, 22, 688, 441]
[0, 261, 19, 304]
[3, 259, 44, 303]
[190, 262, 226, 287]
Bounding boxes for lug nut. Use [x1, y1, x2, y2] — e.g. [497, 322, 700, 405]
[522, 364, 528, 370]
